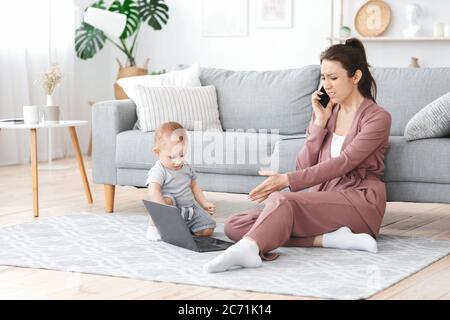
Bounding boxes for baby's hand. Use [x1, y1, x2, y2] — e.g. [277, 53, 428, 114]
[202, 202, 216, 215]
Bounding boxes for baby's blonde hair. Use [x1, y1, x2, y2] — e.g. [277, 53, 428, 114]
[154, 122, 187, 148]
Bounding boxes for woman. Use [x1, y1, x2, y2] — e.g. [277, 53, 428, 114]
[203, 38, 392, 273]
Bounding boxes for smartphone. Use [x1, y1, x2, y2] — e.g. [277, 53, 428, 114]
[319, 86, 330, 108]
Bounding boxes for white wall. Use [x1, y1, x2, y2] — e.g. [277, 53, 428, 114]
[72, 0, 122, 155]
[74, 0, 117, 101]
[133, 0, 450, 71]
[134, 0, 331, 71]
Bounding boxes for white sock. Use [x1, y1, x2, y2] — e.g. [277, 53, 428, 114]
[322, 227, 378, 253]
[145, 224, 162, 241]
[203, 238, 262, 273]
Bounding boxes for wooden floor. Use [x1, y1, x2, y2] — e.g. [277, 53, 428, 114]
[0, 157, 449, 300]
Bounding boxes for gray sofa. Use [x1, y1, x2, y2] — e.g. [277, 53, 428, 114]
[92, 66, 450, 212]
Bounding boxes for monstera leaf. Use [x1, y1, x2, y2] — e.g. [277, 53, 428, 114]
[75, 23, 107, 60]
[75, 0, 108, 60]
[138, 0, 169, 30]
[109, 0, 140, 39]
[92, 0, 107, 9]
[75, 0, 169, 63]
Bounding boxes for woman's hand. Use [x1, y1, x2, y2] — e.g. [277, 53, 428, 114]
[248, 171, 290, 203]
[311, 89, 334, 128]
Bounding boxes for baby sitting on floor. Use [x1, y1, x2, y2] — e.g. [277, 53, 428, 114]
[145, 122, 216, 240]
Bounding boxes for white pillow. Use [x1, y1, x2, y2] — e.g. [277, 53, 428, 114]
[133, 85, 223, 132]
[404, 92, 450, 141]
[117, 64, 202, 100]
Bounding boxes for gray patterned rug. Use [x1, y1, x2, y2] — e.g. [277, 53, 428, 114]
[0, 213, 449, 300]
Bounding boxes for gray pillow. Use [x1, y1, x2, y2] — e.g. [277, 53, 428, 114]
[404, 92, 450, 141]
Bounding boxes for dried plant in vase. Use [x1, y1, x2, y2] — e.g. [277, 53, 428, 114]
[36, 65, 62, 106]
[35, 65, 63, 123]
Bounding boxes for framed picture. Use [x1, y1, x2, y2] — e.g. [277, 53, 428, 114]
[256, 0, 292, 29]
[202, 0, 248, 37]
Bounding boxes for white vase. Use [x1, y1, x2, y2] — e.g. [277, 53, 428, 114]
[46, 94, 55, 106]
[434, 22, 445, 37]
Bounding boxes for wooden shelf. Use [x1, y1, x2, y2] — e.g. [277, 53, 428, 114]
[328, 37, 450, 42]
[327, 0, 450, 53]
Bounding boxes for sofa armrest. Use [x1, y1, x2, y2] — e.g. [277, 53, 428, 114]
[92, 99, 137, 185]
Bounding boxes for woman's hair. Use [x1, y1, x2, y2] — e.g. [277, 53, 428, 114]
[320, 38, 377, 102]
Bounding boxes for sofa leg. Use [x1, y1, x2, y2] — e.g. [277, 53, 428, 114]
[104, 184, 115, 213]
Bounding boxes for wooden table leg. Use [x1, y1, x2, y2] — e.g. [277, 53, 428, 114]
[87, 132, 92, 157]
[87, 101, 95, 157]
[68, 126, 93, 204]
[30, 129, 39, 218]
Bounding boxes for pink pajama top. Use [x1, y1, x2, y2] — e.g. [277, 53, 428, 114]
[287, 98, 392, 237]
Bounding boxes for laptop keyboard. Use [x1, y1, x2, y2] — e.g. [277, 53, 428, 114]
[193, 237, 231, 249]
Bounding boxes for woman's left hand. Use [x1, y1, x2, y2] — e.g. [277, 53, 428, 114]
[248, 171, 290, 203]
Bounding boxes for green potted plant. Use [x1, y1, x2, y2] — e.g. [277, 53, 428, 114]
[75, 0, 170, 99]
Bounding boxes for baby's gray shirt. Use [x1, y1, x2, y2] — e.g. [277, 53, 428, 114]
[145, 160, 197, 207]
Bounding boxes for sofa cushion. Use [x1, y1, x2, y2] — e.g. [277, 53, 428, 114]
[372, 67, 450, 136]
[199, 65, 320, 135]
[115, 130, 302, 175]
[404, 92, 450, 141]
[116, 132, 450, 184]
[384, 136, 450, 183]
[117, 64, 202, 99]
[131, 85, 223, 132]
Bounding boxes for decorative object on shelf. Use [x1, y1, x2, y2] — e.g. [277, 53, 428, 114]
[328, 1, 450, 44]
[202, 0, 248, 36]
[75, 0, 170, 99]
[355, 0, 391, 37]
[433, 22, 445, 37]
[339, 26, 352, 38]
[256, 0, 292, 29]
[445, 24, 450, 38]
[402, 3, 422, 38]
[408, 57, 420, 68]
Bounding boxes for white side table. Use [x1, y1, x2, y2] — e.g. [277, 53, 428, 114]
[0, 120, 93, 217]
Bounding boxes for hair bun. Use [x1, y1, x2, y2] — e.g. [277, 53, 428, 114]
[345, 38, 363, 49]
[344, 38, 370, 67]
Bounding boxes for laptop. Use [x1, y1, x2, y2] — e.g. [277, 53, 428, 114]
[142, 200, 234, 252]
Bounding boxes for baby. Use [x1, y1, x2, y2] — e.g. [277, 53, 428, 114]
[145, 122, 216, 240]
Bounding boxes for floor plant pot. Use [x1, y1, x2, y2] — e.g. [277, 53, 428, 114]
[114, 58, 149, 100]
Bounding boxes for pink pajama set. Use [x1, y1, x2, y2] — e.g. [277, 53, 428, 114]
[225, 98, 392, 260]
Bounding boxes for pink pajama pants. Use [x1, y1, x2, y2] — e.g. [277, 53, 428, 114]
[224, 190, 377, 260]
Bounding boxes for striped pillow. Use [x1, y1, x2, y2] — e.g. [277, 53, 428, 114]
[133, 85, 223, 132]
